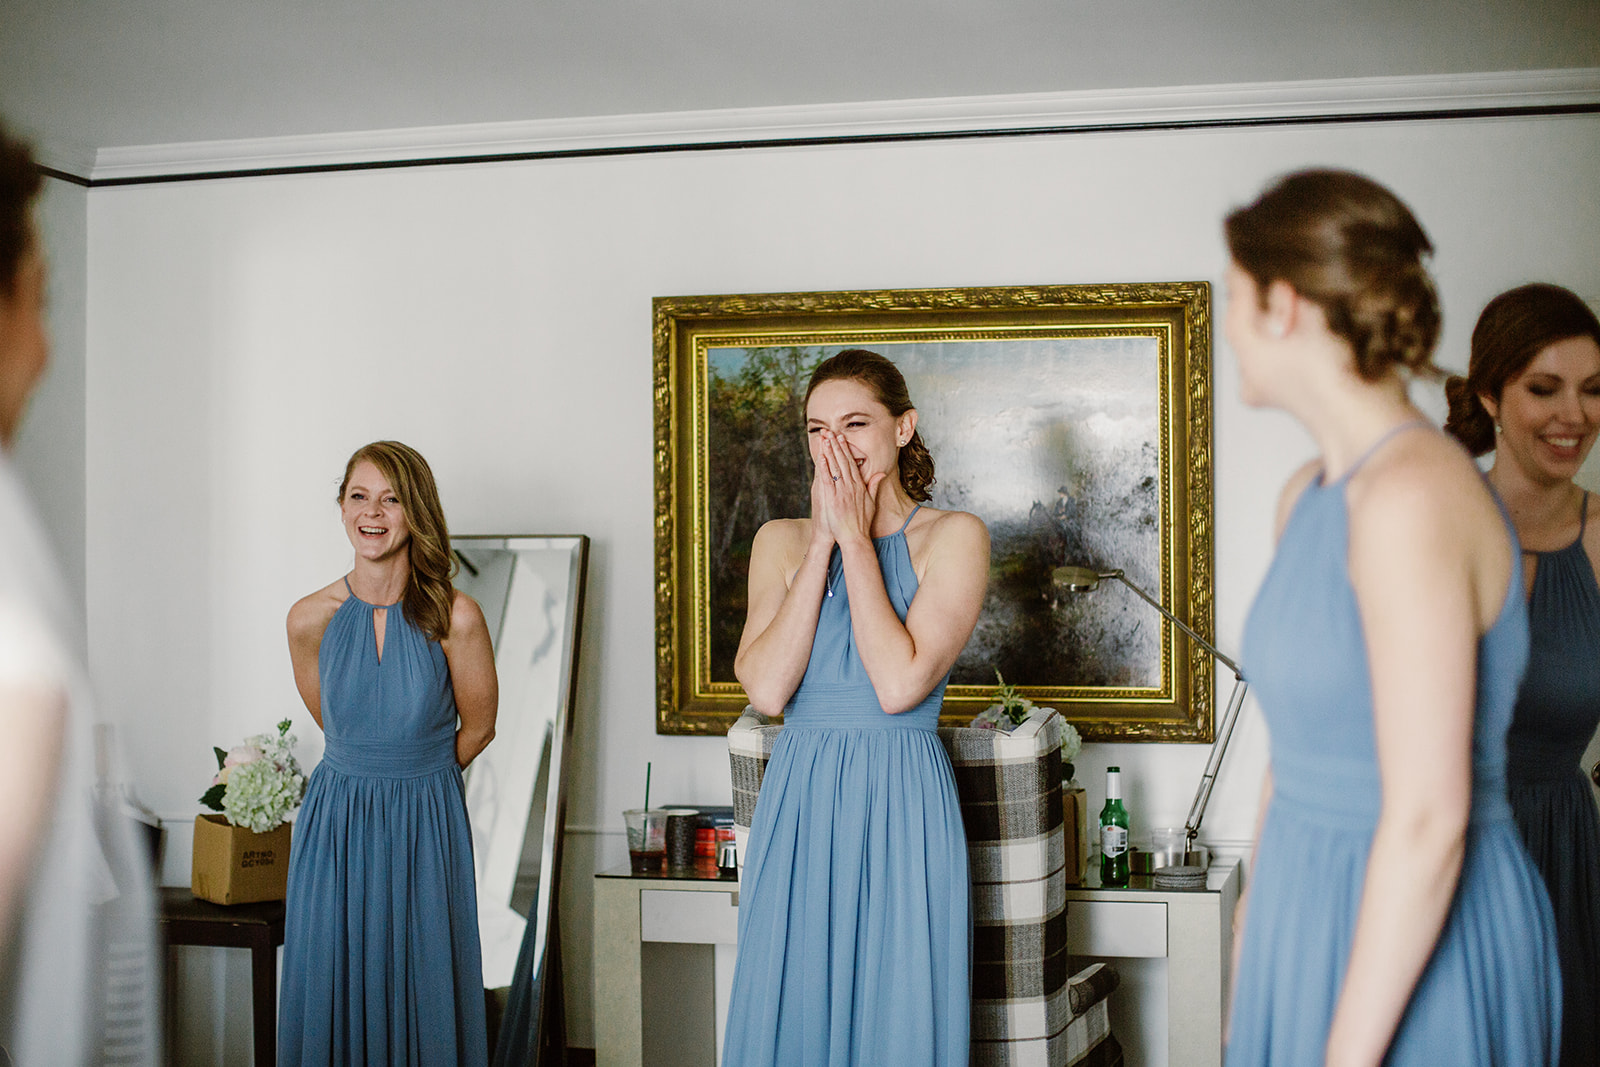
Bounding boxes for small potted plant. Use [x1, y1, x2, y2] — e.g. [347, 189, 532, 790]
[192, 719, 306, 904]
[970, 670, 1036, 731]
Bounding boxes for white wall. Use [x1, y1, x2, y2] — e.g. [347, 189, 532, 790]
[17, 177, 88, 618]
[79, 110, 1600, 1056]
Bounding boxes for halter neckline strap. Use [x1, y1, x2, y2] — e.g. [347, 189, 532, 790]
[1525, 489, 1591, 556]
[343, 575, 402, 609]
[1323, 420, 1429, 486]
[877, 503, 922, 540]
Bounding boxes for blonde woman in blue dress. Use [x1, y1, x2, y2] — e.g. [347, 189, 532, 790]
[280, 441, 498, 1065]
[723, 349, 990, 1065]
[1224, 170, 1560, 1065]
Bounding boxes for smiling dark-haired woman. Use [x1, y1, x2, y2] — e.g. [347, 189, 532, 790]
[1445, 282, 1600, 1067]
[280, 440, 498, 1065]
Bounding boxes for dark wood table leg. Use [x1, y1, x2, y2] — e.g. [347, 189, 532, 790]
[249, 927, 276, 1067]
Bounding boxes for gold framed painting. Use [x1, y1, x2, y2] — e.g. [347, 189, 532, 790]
[653, 282, 1214, 741]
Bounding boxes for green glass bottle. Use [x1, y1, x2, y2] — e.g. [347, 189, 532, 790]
[1099, 765, 1130, 887]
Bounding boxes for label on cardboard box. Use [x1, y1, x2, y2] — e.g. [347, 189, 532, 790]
[191, 813, 293, 905]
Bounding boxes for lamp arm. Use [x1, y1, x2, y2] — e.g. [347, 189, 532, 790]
[1096, 570, 1247, 847]
[1184, 674, 1248, 845]
[1103, 571, 1243, 678]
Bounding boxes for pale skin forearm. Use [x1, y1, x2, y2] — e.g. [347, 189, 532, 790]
[734, 541, 832, 715]
[455, 722, 495, 768]
[834, 534, 938, 713]
[1325, 808, 1465, 1066]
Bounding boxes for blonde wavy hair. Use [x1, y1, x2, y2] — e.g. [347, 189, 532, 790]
[338, 441, 457, 641]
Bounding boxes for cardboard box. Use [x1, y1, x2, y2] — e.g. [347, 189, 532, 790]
[1063, 787, 1089, 885]
[190, 814, 292, 904]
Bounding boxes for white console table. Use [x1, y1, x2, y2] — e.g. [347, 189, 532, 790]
[594, 858, 1239, 1067]
[1067, 858, 1239, 1067]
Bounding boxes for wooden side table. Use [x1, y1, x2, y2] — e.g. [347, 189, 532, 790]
[158, 887, 285, 1067]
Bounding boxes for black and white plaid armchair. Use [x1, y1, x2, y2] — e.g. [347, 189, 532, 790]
[728, 706, 1123, 1067]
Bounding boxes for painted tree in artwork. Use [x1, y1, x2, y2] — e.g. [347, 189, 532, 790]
[706, 346, 822, 680]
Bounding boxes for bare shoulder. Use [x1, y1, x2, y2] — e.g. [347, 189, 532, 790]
[287, 578, 346, 644]
[751, 517, 811, 563]
[1346, 430, 1511, 621]
[909, 506, 990, 564]
[448, 589, 489, 640]
[1347, 430, 1494, 529]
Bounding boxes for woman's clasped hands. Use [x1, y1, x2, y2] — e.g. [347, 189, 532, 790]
[810, 427, 886, 548]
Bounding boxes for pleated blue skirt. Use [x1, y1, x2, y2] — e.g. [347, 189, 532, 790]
[278, 740, 487, 1066]
[724, 705, 971, 1066]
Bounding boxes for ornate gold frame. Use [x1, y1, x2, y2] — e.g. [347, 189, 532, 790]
[653, 283, 1214, 741]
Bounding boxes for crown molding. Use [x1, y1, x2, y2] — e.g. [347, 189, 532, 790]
[78, 67, 1600, 184]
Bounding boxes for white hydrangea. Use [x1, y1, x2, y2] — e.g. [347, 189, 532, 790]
[203, 719, 307, 832]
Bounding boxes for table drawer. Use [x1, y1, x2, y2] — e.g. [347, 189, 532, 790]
[1068, 899, 1167, 957]
[640, 889, 739, 945]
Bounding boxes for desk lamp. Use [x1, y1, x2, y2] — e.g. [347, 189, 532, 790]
[1052, 565, 1248, 856]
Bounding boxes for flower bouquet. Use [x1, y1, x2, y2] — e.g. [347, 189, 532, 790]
[971, 671, 1083, 779]
[199, 718, 306, 832]
[191, 719, 306, 904]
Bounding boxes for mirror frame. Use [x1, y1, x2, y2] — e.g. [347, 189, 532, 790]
[454, 534, 590, 1065]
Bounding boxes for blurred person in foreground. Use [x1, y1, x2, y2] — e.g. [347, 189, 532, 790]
[0, 120, 159, 1065]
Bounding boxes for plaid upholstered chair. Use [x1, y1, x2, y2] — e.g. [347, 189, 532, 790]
[728, 706, 1122, 1067]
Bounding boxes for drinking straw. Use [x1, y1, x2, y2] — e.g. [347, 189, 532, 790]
[644, 761, 652, 812]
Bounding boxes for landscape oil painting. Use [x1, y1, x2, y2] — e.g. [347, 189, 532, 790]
[654, 284, 1214, 741]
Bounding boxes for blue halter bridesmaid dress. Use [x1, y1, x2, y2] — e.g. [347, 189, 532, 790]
[279, 581, 488, 1065]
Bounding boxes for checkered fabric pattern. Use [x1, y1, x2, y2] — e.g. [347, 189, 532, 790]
[941, 709, 1094, 1067]
[725, 705, 1120, 1066]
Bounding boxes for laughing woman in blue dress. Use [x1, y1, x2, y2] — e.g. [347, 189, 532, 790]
[723, 349, 990, 1066]
[1223, 171, 1560, 1065]
[280, 440, 498, 1066]
[1445, 283, 1600, 1067]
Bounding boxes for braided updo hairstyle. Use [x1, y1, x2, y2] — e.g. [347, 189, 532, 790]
[1225, 168, 1441, 382]
[1443, 283, 1600, 456]
[804, 349, 935, 502]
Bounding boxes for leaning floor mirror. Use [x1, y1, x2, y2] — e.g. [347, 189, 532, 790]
[453, 535, 589, 1067]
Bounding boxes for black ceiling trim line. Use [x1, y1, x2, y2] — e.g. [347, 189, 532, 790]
[40, 166, 92, 188]
[84, 101, 1600, 188]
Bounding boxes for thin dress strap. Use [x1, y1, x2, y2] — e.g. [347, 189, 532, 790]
[1581, 490, 1591, 538]
[892, 503, 922, 537]
[1330, 420, 1429, 484]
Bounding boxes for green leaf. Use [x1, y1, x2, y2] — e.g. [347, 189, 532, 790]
[199, 783, 226, 812]
[277, 718, 292, 737]
[213, 746, 228, 771]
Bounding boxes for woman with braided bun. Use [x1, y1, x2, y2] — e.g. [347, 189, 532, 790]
[1444, 282, 1600, 1067]
[280, 441, 497, 1065]
[722, 349, 989, 1066]
[1223, 169, 1559, 1065]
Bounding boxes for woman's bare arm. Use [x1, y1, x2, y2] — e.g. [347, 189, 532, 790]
[286, 584, 342, 728]
[734, 519, 833, 715]
[444, 592, 497, 768]
[834, 511, 990, 713]
[1324, 448, 1503, 1066]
